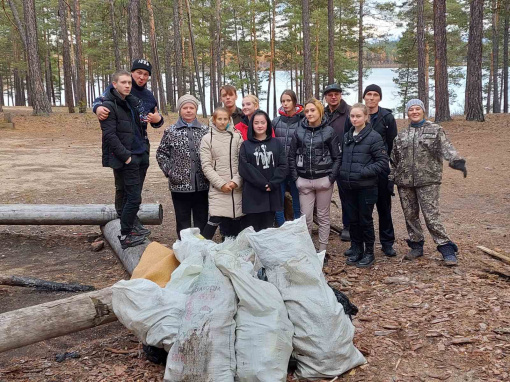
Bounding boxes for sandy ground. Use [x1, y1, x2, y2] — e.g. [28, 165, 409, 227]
[0, 106, 509, 381]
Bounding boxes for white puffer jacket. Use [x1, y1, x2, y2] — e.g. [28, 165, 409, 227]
[200, 118, 244, 218]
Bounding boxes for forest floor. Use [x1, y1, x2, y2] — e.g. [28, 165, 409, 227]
[0, 107, 509, 382]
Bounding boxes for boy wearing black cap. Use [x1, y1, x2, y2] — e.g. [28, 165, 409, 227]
[346, 84, 398, 257]
[323, 84, 351, 242]
[93, 59, 164, 237]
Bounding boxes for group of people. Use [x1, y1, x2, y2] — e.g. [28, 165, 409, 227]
[97, 59, 468, 268]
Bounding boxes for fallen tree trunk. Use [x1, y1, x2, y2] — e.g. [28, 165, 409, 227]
[0, 204, 163, 225]
[101, 219, 150, 275]
[0, 287, 115, 353]
[0, 221, 150, 353]
[477, 246, 510, 265]
[0, 275, 95, 292]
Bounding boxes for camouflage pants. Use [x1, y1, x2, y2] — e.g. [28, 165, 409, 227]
[397, 184, 450, 245]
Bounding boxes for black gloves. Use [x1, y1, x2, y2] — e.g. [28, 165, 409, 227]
[451, 159, 467, 178]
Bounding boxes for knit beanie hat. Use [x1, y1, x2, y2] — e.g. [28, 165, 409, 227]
[363, 84, 382, 99]
[405, 99, 425, 114]
[177, 94, 200, 111]
[131, 59, 152, 75]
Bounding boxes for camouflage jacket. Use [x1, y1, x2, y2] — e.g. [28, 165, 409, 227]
[390, 120, 463, 187]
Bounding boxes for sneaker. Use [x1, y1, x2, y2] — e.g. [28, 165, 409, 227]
[438, 242, 458, 266]
[340, 227, 351, 242]
[134, 222, 151, 237]
[346, 243, 364, 266]
[382, 244, 397, 257]
[119, 232, 146, 249]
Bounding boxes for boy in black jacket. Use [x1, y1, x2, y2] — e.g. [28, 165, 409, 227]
[239, 110, 287, 231]
[100, 70, 147, 249]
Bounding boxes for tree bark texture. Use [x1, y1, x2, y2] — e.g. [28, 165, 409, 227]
[73, 0, 86, 113]
[302, 0, 313, 100]
[22, 0, 52, 115]
[417, 0, 428, 113]
[503, 0, 509, 113]
[110, 0, 121, 70]
[215, 0, 222, 98]
[58, 0, 75, 113]
[491, 0, 501, 113]
[328, 0, 335, 83]
[0, 204, 163, 225]
[358, 0, 364, 102]
[147, 0, 167, 114]
[466, 0, 485, 121]
[433, 0, 451, 122]
[173, 0, 184, 98]
[0, 275, 95, 292]
[128, 0, 143, 61]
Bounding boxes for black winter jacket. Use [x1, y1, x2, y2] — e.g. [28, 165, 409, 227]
[272, 105, 305, 156]
[339, 124, 389, 190]
[239, 113, 287, 214]
[325, 99, 351, 146]
[288, 117, 341, 183]
[100, 88, 144, 169]
[346, 107, 397, 156]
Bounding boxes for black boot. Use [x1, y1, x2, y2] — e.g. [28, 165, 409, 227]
[437, 241, 458, 266]
[340, 227, 351, 242]
[382, 243, 397, 257]
[404, 240, 424, 260]
[346, 242, 364, 266]
[133, 217, 151, 237]
[344, 246, 354, 257]
[357, 243, 375, 268]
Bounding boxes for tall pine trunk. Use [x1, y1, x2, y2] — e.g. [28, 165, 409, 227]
[184, 0, 207, 117]
[251, 2, 259, 97]
[58, 0, 74, 113]
[165, 25, 175, 111]
[128, 0, 143, 61]
[73, 0, 86, 113]
[214, 0, 222, 95]
[147, 0, 167, 114]
[433, 0, 451, 122]
[417, 0, 428, 113]
[491, 0, 501, 113]
[173, 0, 184, 98]
[110, 0, 121, 70]
[357, 0, 364, 102]
[465, 0, 485, 121]
[22, 0, 52, 115]
[503, 0, 509, 113]
[327, 0, 335, 84]
[302, 0, 313, 99]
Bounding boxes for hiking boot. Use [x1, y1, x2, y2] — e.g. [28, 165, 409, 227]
[344, 246, 354, 257]
[404, 240, 424, 260]
[346, 242, 364, 266]
[382, 244, 397, 257]
[340, 227, 351, 242]
[134, 221, 151, 237]
[438, 242, 458, 266]
[143, 344, 167, 365]
[119, 232, 146, 249]
[357, 243, 375, 268]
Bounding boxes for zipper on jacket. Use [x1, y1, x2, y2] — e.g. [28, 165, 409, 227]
[411, 126, 416, 187]
[309, 129, 314, 179]
[228, 132, 236, 218]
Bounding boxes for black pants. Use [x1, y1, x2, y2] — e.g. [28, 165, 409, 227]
[202, 216, 242, 240]
[171, 190, 209, 239]
[336, 178, 350, 229]
[241, 212, 275, 232]
[376, 175, 395, 246]
[344, 187, 378, 246]
[113, 152, 149, 235]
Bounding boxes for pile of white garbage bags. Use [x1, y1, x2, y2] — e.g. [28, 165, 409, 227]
[112, 216, 366, 381]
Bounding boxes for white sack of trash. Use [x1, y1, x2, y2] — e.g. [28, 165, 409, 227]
[112, 215, 366, 381]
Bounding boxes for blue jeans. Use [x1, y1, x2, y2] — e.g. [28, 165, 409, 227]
[275, 177, 301, 226]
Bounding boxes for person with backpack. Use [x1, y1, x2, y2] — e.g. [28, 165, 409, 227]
[239, 110, 287, 231]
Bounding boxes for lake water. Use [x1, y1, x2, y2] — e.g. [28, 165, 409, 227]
[199, 68, 471, 118]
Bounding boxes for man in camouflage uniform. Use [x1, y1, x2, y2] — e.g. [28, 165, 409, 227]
[390, 99, 467, 265]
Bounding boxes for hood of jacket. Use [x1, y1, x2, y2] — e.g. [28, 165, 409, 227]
[247, 111, 274, 142]
[277, 104, 304, 120]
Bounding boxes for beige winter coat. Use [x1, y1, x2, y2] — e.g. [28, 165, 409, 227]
[200, 118, 244, 218]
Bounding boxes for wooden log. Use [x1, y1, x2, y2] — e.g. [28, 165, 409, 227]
[0, 222, 150, 353]
[0, 275, 95, 292]
[101, 219, 150, 275]
[0, 287, 116, 353]
[477, 246, 510, 265]
[0, 204, 163, 226]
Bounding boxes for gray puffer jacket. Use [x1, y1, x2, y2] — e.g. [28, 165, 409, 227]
[156, 117, 209, 192]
